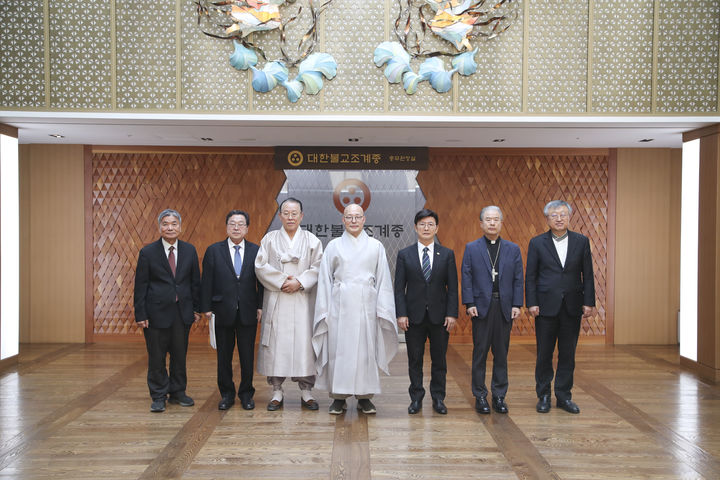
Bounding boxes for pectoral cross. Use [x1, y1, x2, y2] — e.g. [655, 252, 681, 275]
[491, 268, 498, 282]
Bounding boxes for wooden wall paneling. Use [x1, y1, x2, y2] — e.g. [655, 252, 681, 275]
[422, 149, 609, 343]
[614, 148, 681, 344]
[84, 145, 93, 343]
[669, 148, 681, 343]
[25, 144, 86, 342]
[19, 145, 31, 342]
[697, 132, 720, 373]
[606, 149, 617, 344]
[91, 149, 282, 340]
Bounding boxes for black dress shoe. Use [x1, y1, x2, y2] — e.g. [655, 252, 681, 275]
[557, 398, 580, 414]
[218, 397, 235, 410]
[475, 397, 490, 414]
[267, 399, 283, 411]
[168, 393, 194, 407]
[241, 398, 255, 410]
[536, 395, 551, 413]
[301, 398, 319, 410]
[408, 400, 422, 414]
[432, 399, 447, 414]
[492, 397, 508, 414]
[150, 399, 166, 412]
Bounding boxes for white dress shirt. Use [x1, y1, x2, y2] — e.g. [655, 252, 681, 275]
[161, 238, 178, 268]
[553, 235, 568, 268]
[417, 241, 434, 269]
[228, 238, 245, 273]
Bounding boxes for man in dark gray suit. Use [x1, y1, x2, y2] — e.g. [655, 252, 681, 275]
[395, 209, 458, 415]
[526, 200, 595, 414]
[461, 206, 523, 414]
[134, 209, 201, 413]
[201, 210, 264, 411]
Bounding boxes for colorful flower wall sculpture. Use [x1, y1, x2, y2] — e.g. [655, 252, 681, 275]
[197, 0, 337, 103]
[374, 0, 519, 95]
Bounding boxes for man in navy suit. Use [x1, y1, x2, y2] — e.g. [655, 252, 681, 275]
[201, 210, 264, 411]
[526, 200, 595, 414]
[134, 209, 201, 413]
[395, 209, 458, 415]
[461, 206, 523, 414]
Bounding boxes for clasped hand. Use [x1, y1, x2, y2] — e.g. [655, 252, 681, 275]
[281, 276, 302, 293]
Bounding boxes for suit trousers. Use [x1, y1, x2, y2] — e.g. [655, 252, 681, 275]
[143, 304, 190, 401]
[534, 299, 581, 401]
[405, 311, 449, 402]
[216, 309, 257, 402]
[471, 297, 512, 399]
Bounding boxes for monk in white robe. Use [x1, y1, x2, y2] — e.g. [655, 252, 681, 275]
[255, 198, 323, 411]
[313, 204, 398, 415]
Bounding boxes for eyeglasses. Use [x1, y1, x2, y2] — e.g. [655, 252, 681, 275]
[548, 213, 569, 220]
[281, 211, 300, 218]
[344, 215, 364, 222]
[227, 222, 247, 228]
[417, 222, 436, 229]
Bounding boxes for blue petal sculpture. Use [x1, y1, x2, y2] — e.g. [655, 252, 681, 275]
[402, 71, 424, 95]
[238, 49, 336, 102]
[297, 53, 338, 95]
[419, 58, 454, 93]
[281, 79, 304, 103]
[374, 41, 479, 94]
[250, 62, 288, 93]
[451, 48, 479, 76]
[229, 40, 259, 70]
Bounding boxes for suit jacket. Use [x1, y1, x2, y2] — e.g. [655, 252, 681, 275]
[394, 243, 459, 325]
[134, 239, 201, 328]
[461, 237, 523, 322]
[525, 230, 595, 317]
[201, 239, 264, 327]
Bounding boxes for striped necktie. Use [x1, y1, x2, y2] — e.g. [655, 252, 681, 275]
[422, 247, 431, 282]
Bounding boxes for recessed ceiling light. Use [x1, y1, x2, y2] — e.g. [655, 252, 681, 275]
[348, 138, 359, 142]
[492, 138, 505, 143]
[201, 137, 213, 142]
[49, 134, 64, 138]
[639, 138, 654, 143]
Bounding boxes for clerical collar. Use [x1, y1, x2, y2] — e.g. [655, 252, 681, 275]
[552, 231, 568, 242]
[484, 236, 500, 245]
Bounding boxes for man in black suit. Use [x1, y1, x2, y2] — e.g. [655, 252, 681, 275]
[201, 210, 263, 411]
[134, 209, 201, 413]
[395, 209, 458, 415]
[526, 200, 595, 414]
[461, 206, 523, 414]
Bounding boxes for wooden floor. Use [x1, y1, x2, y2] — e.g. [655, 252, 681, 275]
[1, 342, 719, 480]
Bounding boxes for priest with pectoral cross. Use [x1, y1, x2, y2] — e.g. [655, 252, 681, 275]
[461, 205, 524, 415]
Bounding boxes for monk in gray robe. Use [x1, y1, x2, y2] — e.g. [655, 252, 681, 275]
[255, 198, 324, 411]
[313, 203, 398, 415]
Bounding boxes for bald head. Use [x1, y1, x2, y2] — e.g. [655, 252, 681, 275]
[342, 204, 366, 237]
[344, 204, 364, 216]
